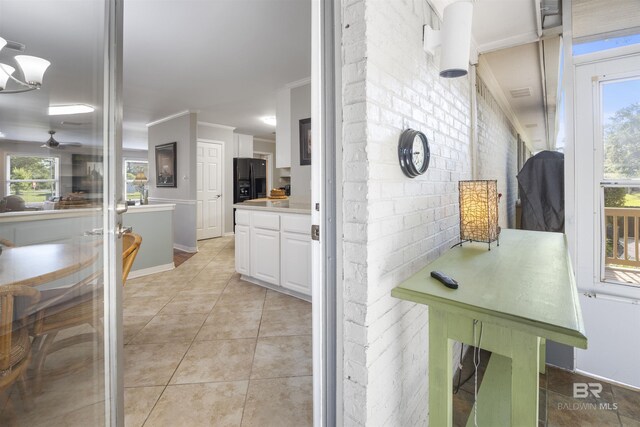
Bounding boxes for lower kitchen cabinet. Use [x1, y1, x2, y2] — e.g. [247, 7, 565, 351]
[280, 231, 312, 295]
[250, 227, 280, 285]
[234, 224, 250, 275]
[234, 207, 311, 299]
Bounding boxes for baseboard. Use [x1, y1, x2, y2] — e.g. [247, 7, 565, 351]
[239, 275, 311, 302]
[128, 262, 175, 279]
[174, 243, 198, 253]
[224, 232, 235, 237]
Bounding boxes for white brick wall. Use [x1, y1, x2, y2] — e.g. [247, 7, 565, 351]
[340, 0, 520, 425]
[476, 76, 518, 228]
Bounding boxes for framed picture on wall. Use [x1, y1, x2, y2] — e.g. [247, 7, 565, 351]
[299, 118, 311, 166]
[155, 142, 177, 187]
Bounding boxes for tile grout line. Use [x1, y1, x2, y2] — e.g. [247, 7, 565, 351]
[239, 286, 267, 426]
[138, 238, 235, 427]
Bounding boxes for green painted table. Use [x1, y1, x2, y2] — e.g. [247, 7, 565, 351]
[391, 229, 587, 427]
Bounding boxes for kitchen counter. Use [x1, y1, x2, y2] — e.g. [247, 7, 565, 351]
[234, 199, 311, 215]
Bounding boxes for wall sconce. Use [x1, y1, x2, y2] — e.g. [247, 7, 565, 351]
[423, 1, 473, 78]
[458, 180, 500, 250]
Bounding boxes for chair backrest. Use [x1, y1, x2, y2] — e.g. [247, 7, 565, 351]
[122, 232, 142, 285]
[0, 285, 40, 371]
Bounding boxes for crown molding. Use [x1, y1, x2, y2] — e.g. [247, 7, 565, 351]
[146, 110, 195, 128]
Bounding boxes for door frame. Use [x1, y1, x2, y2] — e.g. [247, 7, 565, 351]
[104, 0, 124, 425]
[311, 0, 341, 425]
[572, 45, 640, 388]
[197, 138, 225, 241]
[573, 45, 640, 300]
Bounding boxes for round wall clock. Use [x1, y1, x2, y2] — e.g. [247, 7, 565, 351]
[398, 128, 430, 178]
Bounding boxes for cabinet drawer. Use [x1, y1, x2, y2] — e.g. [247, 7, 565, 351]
[235, 210, 250, 226]
[252, 212, 280, 230]
[281, 214, 311, 234]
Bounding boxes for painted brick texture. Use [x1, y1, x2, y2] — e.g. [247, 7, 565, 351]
[340, 0, 520, 425]
[476, 77, 518, 228]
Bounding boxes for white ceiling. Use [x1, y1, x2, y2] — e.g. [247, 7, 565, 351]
[0, 0, 311, 150]
[123, 0, 312, 148]
[1, 0, 556, 152]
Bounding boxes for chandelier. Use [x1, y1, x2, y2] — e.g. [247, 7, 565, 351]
[0, 36, 50, 94]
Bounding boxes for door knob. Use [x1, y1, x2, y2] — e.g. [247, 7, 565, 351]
[117, 224, 133, 237]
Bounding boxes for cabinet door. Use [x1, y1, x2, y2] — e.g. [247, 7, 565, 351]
[280, 232, 311, 296]
[250, 228, 280, 285]
[235, 225, 250, 275]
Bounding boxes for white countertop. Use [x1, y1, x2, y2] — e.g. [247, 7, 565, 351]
[126, 203, 176, 214]
[234, 199, 311, 214]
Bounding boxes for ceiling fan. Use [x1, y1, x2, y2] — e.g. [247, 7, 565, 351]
[41, 130, 81, 149]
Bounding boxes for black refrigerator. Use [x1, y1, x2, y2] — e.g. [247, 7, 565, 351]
[233, 158, 267, 203]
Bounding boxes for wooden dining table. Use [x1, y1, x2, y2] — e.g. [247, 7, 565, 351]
[0, 240, 101, 288]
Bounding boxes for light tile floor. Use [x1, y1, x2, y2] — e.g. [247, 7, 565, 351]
[0, 236, 313, 426]
[123, 236, 313, 427]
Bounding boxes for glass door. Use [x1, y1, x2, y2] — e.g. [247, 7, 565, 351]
[599, 77, 640, 286]
[0, 0, 123, 425]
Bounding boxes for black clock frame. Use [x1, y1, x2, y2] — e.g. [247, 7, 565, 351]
[398, 128, 430, 178]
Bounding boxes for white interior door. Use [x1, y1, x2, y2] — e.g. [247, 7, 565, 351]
[196, 141, 223, 240]
[574, 48, 640, 388]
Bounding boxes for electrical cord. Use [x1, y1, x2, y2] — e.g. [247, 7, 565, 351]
[472, 319, 484, 427]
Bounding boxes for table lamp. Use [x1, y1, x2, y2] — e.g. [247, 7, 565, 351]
[458, 180, 500, 250]
[132, 172, 148, 205]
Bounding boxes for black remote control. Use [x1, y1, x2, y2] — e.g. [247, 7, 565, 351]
[430, 271, 458, 289]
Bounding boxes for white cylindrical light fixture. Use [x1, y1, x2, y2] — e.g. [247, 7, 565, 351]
[0, 64, 15, 90]
[439, 1, 473, 78]
[15, 55, 50, 86]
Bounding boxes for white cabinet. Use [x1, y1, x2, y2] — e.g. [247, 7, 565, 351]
[281, 232, 311, 295]
[250, 228, 280, 285]
[234, 225, 251, 275]
[234, 133, 254, 158]
[235, 209, 311, 298]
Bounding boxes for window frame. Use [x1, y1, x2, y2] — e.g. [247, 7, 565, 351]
[595, 73, 640, 288]
[5, 153, 61, 203]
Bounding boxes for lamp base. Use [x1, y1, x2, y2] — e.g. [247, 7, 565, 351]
[454, 236, 500, 251]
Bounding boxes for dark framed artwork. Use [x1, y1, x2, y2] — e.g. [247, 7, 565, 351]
[155, 142, 177, 187]
[71, 154, 103, 194]
[299, 118, 311, 166]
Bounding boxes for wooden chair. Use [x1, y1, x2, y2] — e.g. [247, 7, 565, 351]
[0, 239, 15, 248]
[0, 285, 40, 409]
[29, 232, 142, 392]
[122, 232, 142, 284]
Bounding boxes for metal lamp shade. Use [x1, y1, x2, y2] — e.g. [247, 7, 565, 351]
[459, 180, 499, 246]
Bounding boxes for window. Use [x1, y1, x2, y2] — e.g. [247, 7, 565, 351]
[600, 77, 640, 286]
[124, 159, 148, 201]
[574, 33, 640, 56]
[6, 154, 59, 203]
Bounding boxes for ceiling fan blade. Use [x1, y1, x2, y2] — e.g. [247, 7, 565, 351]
[60, 142, 82, 147]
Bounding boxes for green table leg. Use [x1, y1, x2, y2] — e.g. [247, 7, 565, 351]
[539, 338, 546, 374]
[510, 330, 540, 426]
[429, 308, 453, 427]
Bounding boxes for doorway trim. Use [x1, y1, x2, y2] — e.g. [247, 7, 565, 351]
[311, 0, 340, 425]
